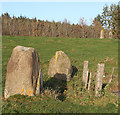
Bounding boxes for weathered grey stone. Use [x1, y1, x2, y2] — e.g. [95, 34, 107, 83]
[4, 46, 43, 99]
[48, 51, 72, 81]
[82, 61, 88, 88]
[95, 63, 104, 97]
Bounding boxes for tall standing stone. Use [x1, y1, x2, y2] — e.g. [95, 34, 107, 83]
[4, 46, 43, 99]
[95, 63, 104, 97]
[88, 72, 92, 92]
[100, 29, 104, 39]
[82, 61, 88, 88]
[48, 51, 73, 81]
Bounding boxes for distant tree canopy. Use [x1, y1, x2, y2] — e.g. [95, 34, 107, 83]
[1, 3, 119, 39]
[95, 3, 120, 38]
[1, 13, 102, 38]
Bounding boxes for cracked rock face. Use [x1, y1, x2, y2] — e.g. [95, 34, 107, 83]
[4, 46, 43, 99]
[48, 51, 72, 81]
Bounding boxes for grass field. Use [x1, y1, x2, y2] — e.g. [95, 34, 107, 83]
[2, 36, 119, 113]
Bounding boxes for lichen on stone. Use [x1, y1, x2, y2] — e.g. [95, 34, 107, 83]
[55, 51, 64, 62]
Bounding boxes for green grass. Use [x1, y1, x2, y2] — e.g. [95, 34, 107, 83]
[2, 36, 119, 113]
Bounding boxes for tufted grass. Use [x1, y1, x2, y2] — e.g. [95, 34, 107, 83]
[2, 36, 119, 113]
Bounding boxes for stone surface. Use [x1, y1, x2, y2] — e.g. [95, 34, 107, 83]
[95, 63, 104, 97]
[48, 51, 72, 81]
[82, 61, 88, 88]
[4, 46, 43, 99]
[100, 29, 104, 39]
[109, 31, 113, 39]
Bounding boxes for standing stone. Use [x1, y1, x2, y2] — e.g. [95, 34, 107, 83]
[100, 29, 104, 39]
[109, 31, 113, 39]
[4, 46, 43, 99]
[88, 72, 92, 92]
[95, 63, 104, 97]
[48, 51, 72, 81]
[82, 61, 88, 88]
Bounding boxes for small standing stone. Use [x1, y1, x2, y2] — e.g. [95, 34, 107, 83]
[48, 51, 72, 81]
[109, 31, 113, 39]
[108, 67, 114, 84]
[100, 29, 104, 39]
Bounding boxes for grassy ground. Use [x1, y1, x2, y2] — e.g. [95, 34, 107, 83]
[2, 36, 119, 113]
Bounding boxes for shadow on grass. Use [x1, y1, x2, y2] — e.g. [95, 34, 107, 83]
[71, 65, 78, 78]
[102, 83, 107, 90]
[43, 65, 78, 101]
[43, 73, 67, 101]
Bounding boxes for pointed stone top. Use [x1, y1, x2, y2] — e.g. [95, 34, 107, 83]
[54, 50, 64, 61]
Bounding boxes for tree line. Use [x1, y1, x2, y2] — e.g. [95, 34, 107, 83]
[1, 3, 120, 39]
[2, 13, 103, 38]
[95, 3, 120, 39]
